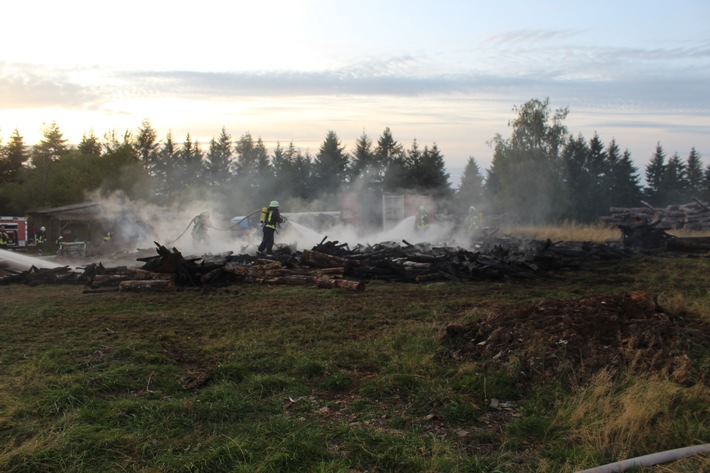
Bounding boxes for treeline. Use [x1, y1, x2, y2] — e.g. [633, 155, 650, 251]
[1, 98, 707, 223]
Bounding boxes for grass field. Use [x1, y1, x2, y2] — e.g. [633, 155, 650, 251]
[1, 250, 709, 472]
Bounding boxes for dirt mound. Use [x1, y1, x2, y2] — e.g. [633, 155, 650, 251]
[442, 291, 709, 384]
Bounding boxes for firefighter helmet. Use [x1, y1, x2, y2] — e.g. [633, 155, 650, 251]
[270, 200, 279, 208]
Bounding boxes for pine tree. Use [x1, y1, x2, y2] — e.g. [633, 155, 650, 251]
[644, 143, 666, 204]
[293, 148, 314, 201]
[78, 130, 102, 156]
[456, 157, 485, 210]
[349, 131, 376, 189]
[233, 132, 258, 177]
[375, 127, 404, 187]
[658, 152, 687, 204]
[561, 134, 589, 221]
[154, 132, 178, 202]
[313, 130, 349, 197]
[31, 121, 69, 168]
[607, 141, 643, 207]
[30, 122, 70, 206]
[586, 133, 610, 220]
[416, 143, 450, 197]
[175, 133, 204, 191]
[204, 127, 233, 188]
[0, 129, 30, 184]
[134, 119, 159, 173]
[232, 132, 268, 206]
[685, 147, 704, 198]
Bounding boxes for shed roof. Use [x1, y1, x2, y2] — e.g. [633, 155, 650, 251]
[29, 202, 101, 222]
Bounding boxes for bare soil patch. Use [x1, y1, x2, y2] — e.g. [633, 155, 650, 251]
[442, 291, 709, 384]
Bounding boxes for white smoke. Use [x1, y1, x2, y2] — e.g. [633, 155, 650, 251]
[80, 186, 476, 265]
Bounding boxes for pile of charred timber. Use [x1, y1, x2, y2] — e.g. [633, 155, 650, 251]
[1, 235, 636, 292]
[600, 199, 710, 230]
[619, 222, 710, 252]
[5, 218, 709, 291]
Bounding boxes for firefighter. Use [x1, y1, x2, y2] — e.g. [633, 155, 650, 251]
[467, 205, 481, 232]
[37, 226, 47, 254]
[191, 211, 215, 245]
[256, 200, 286, 256]
[416, 205, 429, 232]
[103, 228, 113, 243]
[0, 226, 7, 250]
[55, 235, 65, 255]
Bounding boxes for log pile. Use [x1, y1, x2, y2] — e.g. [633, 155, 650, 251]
[0, 265, 78, 285]
[600, 199, 710, 230]
[620, 222, 710, 252]
[307, 237, 632, 283]
[0, 235, 644, 291]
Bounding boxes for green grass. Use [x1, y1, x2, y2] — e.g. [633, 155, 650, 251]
[1, 254, 708, 472]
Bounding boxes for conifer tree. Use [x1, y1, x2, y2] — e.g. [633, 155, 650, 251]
[456, 157, 485, 210]
[134, 119, 159, 172]
[375, 127, 404, 187]
[606, 141, 643, 207]
[204, 127, 233, 188]
[31, 121, 69, 168]
[78, 130, 102, 156]
[154, 132, 178, 203]
[0, 129, 30, 184]
[313, 130, 349, 197]
[416, 143, 450, 196]
[175, 133, 204, 192]
[644, 143, 666, 204]
[685, 147, 704, 198]
[349, 131, 376, 189]
[658, 152, 687, 204]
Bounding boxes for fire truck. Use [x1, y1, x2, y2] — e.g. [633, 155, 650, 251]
[0, 216, 29, 251]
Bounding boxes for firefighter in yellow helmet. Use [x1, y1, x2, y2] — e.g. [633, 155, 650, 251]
[256, 201, 286, 256]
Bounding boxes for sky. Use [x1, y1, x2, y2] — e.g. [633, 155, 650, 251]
[1, 0, 709, 186]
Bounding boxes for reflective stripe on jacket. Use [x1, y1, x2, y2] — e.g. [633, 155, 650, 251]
[264, 207, 282, 230]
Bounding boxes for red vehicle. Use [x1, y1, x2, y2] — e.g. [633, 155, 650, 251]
[0, 216, 28, 251]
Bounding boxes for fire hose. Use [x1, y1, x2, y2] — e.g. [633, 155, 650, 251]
[230, 208, 262, 229]
[164, 220, 193, 246]
[164, 208, 264, 246]
[574, 443, 710, 473]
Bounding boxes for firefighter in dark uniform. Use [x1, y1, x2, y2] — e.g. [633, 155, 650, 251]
[0, 226, 8, 250]
[257, 201, 286, 256]
[37, 226, 47, 254]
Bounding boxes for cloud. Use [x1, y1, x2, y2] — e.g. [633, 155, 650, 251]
[590, 120, 710, 135]
[481, 29, 582, 47]
[2, 44, 709, 119]
[0, 62, 101, 109]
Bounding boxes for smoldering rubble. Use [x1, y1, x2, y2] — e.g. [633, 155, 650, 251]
[1, 231, 635, 292]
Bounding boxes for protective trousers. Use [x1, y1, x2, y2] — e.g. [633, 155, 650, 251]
[258, 226, 276, 254]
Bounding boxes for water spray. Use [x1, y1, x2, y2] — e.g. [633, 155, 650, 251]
[0, 249, 64, 271]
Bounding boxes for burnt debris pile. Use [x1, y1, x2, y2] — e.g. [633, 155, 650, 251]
[2, 234, 635, 292]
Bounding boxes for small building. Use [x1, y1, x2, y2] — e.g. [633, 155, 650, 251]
[340, 192, 435, 232]
[27, 202, 104, 249]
